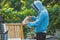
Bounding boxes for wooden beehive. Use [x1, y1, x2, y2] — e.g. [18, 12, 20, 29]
[5, 23, 24, 39]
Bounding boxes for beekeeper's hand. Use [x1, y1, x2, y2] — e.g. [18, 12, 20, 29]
[26, 16, 31, 20]
[21, 22, 27, 26]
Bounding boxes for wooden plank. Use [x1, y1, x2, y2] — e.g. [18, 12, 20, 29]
[20, 25, 24, 39]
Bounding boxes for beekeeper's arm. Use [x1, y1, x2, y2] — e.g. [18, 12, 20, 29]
[27, 13, 45, 28]
[31, 16, 37, 21]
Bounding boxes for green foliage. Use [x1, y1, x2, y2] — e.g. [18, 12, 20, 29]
[0, 8, 36, 23]
[47, 4, 60, 34]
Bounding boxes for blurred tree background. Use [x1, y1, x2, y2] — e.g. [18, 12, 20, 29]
[0, 0, 60, 38]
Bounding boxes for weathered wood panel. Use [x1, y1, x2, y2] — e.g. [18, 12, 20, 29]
[5, 23, 24, 39]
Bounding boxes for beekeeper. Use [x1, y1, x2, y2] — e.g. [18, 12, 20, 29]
[22, 1, 49, 40]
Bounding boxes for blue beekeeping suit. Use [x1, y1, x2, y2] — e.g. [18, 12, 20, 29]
[27, 1, 49, 33]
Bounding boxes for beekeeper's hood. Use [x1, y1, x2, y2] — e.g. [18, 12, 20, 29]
[31, 1, 44, 12]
